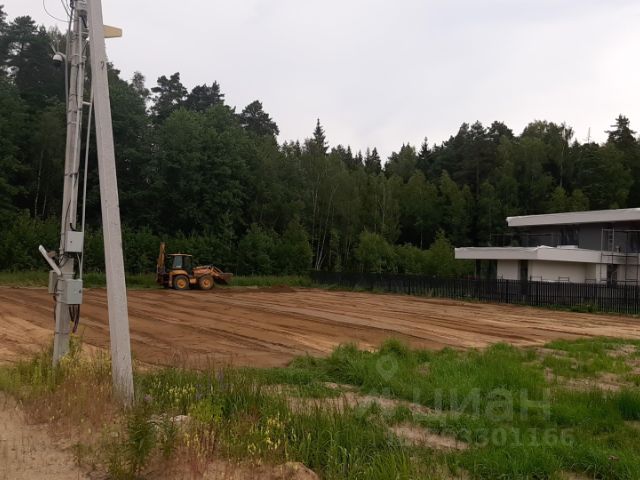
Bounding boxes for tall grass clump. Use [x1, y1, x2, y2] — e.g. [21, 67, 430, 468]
[125, 365, 416, 479]
[0, 338, 92, 398]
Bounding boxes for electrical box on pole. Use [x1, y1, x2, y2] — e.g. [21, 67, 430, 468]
[60, 279, 83, 305]
[64, 231, 85, 253]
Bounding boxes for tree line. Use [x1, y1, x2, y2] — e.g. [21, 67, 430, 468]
[1, 6, 639, 275]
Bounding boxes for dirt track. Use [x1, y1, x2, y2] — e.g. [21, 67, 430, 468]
[2, 286, 640, 367]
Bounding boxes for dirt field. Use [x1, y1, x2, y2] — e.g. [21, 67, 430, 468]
[2, 286, 640, 367]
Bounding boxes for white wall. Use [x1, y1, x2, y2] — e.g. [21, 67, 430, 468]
[497, 259, 640, 284]
[528, 261, 586, 283]
[585, 263, 603, 283]
[497, 260, 519, 280]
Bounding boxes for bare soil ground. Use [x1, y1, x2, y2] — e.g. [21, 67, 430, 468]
[0, 394, 87, 480]
[0, 390, 317, 480]
[2, 286, 640, 479]
[2, 286, 640, 367]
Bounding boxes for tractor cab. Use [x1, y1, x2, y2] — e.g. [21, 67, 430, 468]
[166, 254, 193, 274]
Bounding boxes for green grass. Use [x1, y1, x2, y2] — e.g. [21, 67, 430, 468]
[238, 337, 640, 479]
[131, 366, 413, 479]
[2, 337, 640, 479]
[0, 270, 50, 287]
[0, 271, 158, 289]
[546, 337, 640, 356]
[0, 271, 312, 289]
[543, 338, 640, 379]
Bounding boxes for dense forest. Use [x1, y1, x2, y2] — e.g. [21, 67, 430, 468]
[1, 6, 639, 275]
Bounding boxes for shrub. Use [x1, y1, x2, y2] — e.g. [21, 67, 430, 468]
[0, 211, 58, 270]
[355, 231, 396, 273]
[394, 244, 428, 274]
[424, 230, 473, 277]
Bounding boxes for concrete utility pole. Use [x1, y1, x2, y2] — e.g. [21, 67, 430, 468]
[53, 1, 87, 364]
[86, 0, 134, 404]
[47, 0, 133, 405]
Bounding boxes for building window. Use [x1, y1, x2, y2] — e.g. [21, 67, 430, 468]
[629, 232, 640, 253]
[560, 226, 578, 246]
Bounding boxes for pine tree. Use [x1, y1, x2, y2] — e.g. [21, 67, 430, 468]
[364, 147, 382, 175]
[3, 16, 64, 107]
[185, 82, 224, 112]
[607, 115, 637, 151]
[131, 71, 150, 100]
[307, 119, 328, 156]
[239, 100, 279, 137]
[416, 138, 432, 177]
[151, 72, 187, 123]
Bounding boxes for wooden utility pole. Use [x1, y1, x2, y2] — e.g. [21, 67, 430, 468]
[86, 0, 134, 405]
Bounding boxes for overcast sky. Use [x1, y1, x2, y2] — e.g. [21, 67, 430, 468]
[4, 0, 640, 158]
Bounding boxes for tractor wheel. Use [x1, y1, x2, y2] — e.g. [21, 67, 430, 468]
[173, 275, 190, 290]
[198, 275, 214, 290]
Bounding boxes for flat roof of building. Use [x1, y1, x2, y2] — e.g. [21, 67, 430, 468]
[454, 246, 604, 263]
[507, 208, 640, 228]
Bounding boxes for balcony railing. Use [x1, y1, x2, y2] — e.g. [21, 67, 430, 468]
[488, 233, 567, 248]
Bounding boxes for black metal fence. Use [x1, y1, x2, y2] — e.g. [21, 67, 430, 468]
[310, 272, 640, 315]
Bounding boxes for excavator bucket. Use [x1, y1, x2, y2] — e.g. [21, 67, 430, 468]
[213, 271, 233, 285]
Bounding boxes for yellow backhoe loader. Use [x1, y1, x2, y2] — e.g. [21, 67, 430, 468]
[156, 243, 232, 290]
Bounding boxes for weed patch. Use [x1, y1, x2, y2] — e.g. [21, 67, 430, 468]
[2, 337, 640, 479]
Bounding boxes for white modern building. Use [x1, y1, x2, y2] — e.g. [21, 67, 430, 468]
[455, 208, 640, 285]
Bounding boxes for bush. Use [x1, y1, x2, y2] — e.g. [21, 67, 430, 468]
[0, 211, 58, 270]
[424, 230, 473, 277]
[355, 231, 397, 273]
[394, 244, 428, 274]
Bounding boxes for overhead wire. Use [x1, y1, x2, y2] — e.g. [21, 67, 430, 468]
[71, 0, 91, 331]
[79, 87, 94, 280]
[42, 0, 68, 23]
[62, 2, 72, 112]
[61, 3, 84, 237]
[59, 0, 70, 16]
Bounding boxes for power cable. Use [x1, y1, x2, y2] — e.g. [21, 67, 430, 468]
[42, 0, 68, 23]
[63, 3, 72, 121]
[69, 304, 80, 333]
[60, 0, 70, 16]
[79, 88, 94, 280]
